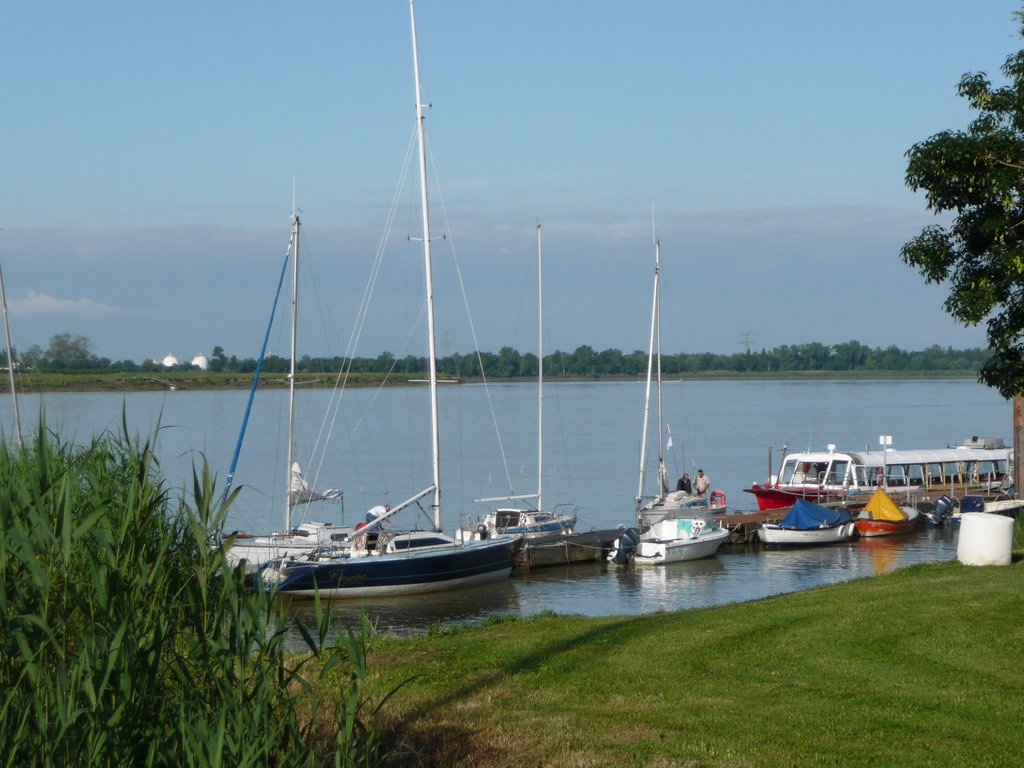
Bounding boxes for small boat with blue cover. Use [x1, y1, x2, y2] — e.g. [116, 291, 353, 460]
[757, 498, 855, 546]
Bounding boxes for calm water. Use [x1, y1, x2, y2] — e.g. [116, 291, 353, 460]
[2, 378, 1009, 635]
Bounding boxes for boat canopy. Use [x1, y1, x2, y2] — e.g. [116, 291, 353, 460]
[778, 499, 852, 529]
[861, 488, 909, 521]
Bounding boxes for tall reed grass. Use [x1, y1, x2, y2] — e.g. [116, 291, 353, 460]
[0, 418, 384, 766]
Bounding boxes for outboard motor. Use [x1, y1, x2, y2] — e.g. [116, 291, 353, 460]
[608, 526, 641, 565]
[935, 495, 954, 521]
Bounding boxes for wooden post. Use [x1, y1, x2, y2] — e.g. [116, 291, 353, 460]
[1014, 394, 1024, 496]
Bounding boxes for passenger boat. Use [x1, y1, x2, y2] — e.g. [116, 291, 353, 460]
[743, 437, 1011, 512]
[757, 499, 855, 545]
[853, 488, 919, 537]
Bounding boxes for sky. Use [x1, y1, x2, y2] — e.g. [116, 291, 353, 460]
[2, 0, 1023, 363]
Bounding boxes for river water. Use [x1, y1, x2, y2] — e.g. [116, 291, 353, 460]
[3, 378, 1010, 635]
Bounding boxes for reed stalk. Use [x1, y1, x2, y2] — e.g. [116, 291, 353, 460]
[0, 415, 385, 767]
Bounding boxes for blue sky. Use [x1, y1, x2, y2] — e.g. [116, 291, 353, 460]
[1, 1, 1022, 363]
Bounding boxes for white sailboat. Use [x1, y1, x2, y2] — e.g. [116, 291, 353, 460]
[223, 208, 347, 573]
[269, 0, 521, 597]
[634, 238, 724, 527]
[456, 224, 577, 542]
[610, 236, 728, 565]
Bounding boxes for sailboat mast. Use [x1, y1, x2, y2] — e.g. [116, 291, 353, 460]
[654, 239, 666, 497]
[0, 261, 22, 449]
[409, 0, 442, 531]
[537, 223, 544, 511]
[285, 210, 300, 532]
[637, 245, 659, 509]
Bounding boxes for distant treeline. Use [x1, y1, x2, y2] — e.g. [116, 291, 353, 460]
[11, 337, 991, 376]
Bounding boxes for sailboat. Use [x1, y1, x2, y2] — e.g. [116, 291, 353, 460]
[455, 224, 577, 542]
[634, 238, 725, 528]
[223, 208, 347, 573]
[268, 0, 521, 597]
[609, 237, 728, 565]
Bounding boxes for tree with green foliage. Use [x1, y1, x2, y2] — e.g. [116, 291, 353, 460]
[902, 11, 1024, 398]
[45, 332, 95, 369]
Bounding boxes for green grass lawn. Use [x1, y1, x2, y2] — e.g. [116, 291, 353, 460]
[343, 561, 1024, 767]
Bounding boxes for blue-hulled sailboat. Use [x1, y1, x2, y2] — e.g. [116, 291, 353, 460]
[267, 0, 521, 597]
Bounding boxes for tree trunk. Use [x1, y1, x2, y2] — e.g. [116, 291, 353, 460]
[1014, 394, 1023, 495]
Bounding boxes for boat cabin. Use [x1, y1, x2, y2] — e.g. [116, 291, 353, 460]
[772, 444, 1010, 496]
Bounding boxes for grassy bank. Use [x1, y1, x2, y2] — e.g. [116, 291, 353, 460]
[346, 560, 1023, 767]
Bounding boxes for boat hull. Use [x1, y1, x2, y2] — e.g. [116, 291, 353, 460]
[516, 528, 620, 568]
[633, 526, 729, 565]
[744, 485, 841, 511]
[853, 518, 917, 537]
[758, 522, 854, 546]
[270, 537, 521, 598]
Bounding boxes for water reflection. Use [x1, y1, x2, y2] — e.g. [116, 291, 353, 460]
[275, 526, 962, 645]
[279, 578, 520, 643]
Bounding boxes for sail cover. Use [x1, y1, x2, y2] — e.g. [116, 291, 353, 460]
[289, 462, 343, 505]
[777, 498, 851, 529]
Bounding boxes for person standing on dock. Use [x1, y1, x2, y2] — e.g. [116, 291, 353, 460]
[694, 469, 710, 496]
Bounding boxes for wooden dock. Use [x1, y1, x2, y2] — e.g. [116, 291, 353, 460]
[713, 511, 786, 544]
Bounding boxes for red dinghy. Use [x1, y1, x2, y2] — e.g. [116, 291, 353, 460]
[854, 488, 919, 537]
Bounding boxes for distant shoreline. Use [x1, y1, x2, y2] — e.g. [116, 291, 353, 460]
[0, 369, 981, 393]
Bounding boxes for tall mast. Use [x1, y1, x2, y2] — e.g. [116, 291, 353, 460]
[409, 0, 442, 530]
[536, 223, 544, 511]
[285, 208, 300, 532]
[654, 239, 665, 498]
[636, 243, 660, 510]
[0, 261, 22, 449]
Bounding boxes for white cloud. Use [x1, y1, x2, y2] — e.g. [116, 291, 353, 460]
[10, 291, 124, 317]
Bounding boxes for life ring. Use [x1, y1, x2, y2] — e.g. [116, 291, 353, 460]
[710, 489, 726, 508]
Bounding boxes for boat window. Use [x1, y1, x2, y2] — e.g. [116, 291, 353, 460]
[779, 460, 799, 484]
[977, 460, 993, 482]
[853, 465, 874, 487]
[927, 463, 943, 485]
[993, 460, 1007, 480]
[391, 536, 451, 550]
[962, 461, 977, 484]
[885, 465, 907, 487]
[906, 463, 925, 486]
[825, 460, 849, 485]
[943, 462, 961, 484]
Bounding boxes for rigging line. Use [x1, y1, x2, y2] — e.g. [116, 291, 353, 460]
[427, 139, 516, 496]
[219, 233, 293, 511]
[312, 126, 419, 490]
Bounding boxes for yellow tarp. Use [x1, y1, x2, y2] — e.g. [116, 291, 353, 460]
[862, 487, 909, 521]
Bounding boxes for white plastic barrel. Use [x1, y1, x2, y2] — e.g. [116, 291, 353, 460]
[957, 512, 1015, 566]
